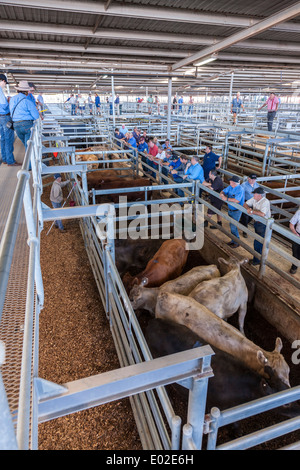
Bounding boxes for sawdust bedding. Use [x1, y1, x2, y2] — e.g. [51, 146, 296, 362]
[38, 180, 142, 450]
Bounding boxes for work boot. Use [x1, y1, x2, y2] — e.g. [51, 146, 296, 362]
[227, 241, 239, 248]
[290, 265, 298, 275]
[210, 221, 222, 230]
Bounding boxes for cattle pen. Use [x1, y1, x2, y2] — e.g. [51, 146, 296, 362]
[1, 106, 299, 451]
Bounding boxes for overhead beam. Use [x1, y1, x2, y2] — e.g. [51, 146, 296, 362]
[2, 20, 300, 53]
[172, 3, 300, 70]
[0, 39, 189, 58]
[1, 0, 300, 33]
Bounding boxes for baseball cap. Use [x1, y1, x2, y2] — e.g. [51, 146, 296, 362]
[252, 187, 265, 194]
[0, 74, 8, 84]
[54, 173, 62, 179]
[230, 175, 240, 183]
[248, 174, 257, 179]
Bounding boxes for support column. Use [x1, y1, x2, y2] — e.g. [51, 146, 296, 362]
[229, 72, 234, 111]
[111, 70, 115, 128]
[167, 77, 172, 140]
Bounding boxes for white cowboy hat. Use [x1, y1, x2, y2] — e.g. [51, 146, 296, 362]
[15, 80, 34, 91]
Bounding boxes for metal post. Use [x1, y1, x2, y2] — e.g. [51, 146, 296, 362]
[167, 77, 172, 140]
[229, 72, 234, 114]
[262, 142, 270, 176]
[258, 217, 274, 279]
[0, 342, 18, 450]
[111, 70, 115, 128]
[184, 353, 212, 450]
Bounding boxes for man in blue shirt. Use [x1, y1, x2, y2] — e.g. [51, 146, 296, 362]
[170, 155, 189, 197]
[95, 94, 101, 114]
[114, 128, 124, 146]
[231, 92, 244, 124]
[202, 145, 222, 179]
[9, 81, 40, 151]
[126, 132, 137, 149]
[0, 74, 18, 166]
[137, 136, 149, 154]
[162, 139, 172, 151]
[178, 96, 183, 114]
[182, 156, 204, 183]
[221, 175, 245, 248]
[240, 174, 259, 237]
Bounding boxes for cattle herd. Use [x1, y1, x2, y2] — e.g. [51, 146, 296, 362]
[115, 237, 299, 428]
[75, 143, 299, 437]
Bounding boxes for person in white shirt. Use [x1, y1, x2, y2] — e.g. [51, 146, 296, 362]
[88, 93, 93, 115]
[243, 186, 271, 266]
[77, 95, 85, 115]
[289, 208, 300, 274]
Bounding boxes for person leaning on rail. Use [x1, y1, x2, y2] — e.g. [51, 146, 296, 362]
[0, 73, 19, 166]
[220, 175, 245, 248]
[289, 207, 300, 275]
[243, 186, 271, 266]
[9, 81, 40, 151]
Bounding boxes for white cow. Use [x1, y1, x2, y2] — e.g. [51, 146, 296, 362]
[188, 258, 248, 334]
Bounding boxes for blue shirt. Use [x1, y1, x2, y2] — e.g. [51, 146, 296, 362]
[37, 95, 44, 105]
[95, 96, 100, 106]
[162, 143, 172, 150]
[202, 152, 220, 178]
[0, 87, 9, 115]
[127, 137, 137, 148]
[120, 126, 129, 135]
[222, 184, 245, 211]
[138, 142, 149, 153]
[232, 97, 243, 111]
[184, 162, 204, 183]
[169, 159, 181, 170]
[9, 93, 40, 122]
[241, 180, 259, 201]
[27, 93, 36, 104]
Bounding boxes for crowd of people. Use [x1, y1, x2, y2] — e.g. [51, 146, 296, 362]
[64, 93, 121, 116]
[0, 76, 44, 166]
[0, 77, 296, 272]
[63, 90, 281, 132]
[112, 123, 299, 273]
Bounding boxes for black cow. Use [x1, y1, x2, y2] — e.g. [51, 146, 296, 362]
[145, 318, 299, 417]
[115, 238, 165, 276]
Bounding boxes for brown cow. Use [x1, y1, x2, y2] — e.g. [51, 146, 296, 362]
[123, 238, 188, 293]
[93, 177, 153, 203]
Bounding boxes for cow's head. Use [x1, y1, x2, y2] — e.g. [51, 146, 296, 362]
[129, 284, 144, 309]
[218, 257, 248, 274]
[256, 337, 290, 388]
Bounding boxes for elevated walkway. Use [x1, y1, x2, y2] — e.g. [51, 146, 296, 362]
[0, 138, 29, 432]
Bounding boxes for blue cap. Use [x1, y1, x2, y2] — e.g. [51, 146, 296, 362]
[54, 173, 62, 179]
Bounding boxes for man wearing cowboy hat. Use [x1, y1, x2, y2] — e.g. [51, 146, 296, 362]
[243, 186, 271, 266]
[0, 73, 18, 166]
[9, 80, 40, 152]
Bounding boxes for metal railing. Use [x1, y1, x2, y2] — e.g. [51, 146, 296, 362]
[2, 110, 300, 451]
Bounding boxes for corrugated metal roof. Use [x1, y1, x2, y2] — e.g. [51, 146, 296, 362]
[0, 0, 300, 93]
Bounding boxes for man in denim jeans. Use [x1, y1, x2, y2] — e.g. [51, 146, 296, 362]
[220, 175, 245, 248]
[0, 74, 19, 166]
[50, 174, 70, 232]
[9, 81, 40, 151]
